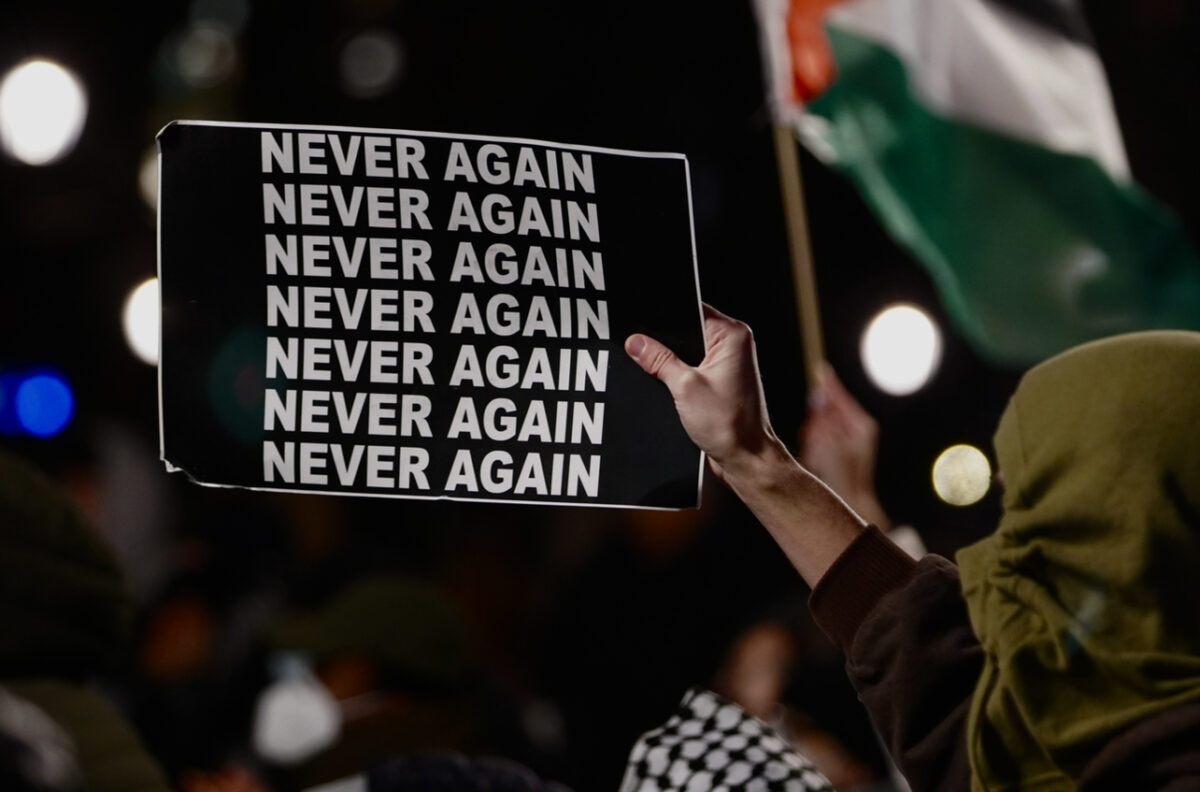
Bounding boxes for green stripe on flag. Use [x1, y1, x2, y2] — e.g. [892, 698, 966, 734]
[806, 27, 1200, 365]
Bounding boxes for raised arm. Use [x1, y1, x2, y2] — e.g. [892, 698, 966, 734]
[801, 363, 892, 532]
[626, 305, 977, 790]
[624, 304, 866, 588]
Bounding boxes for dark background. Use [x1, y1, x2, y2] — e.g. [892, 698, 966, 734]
[3, 0, 1197, 547]
[1, 1, 1198, 789]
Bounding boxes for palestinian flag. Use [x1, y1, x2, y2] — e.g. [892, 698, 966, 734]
[754, 0, 1200, 365]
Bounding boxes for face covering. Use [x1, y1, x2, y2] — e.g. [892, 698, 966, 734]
[957, 331, 1200, 791]
[252, 653, 342, 766]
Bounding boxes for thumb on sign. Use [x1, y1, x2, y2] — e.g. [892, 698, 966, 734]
[625, 304, 779, 480]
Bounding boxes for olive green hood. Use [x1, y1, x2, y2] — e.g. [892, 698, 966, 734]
[958, 331, 1200, 791]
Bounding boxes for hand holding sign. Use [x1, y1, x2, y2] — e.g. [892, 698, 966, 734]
[626, 305, 868, 588]
[625, 304, 778, 481]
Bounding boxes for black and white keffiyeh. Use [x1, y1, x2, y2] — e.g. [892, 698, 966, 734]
[620, 688, 835, 792]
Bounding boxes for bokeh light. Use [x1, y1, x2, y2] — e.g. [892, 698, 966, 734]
[932, 444, 992, 506]
[124, 278, 161, 366]
[15, 373, 75, 438]
[174, 22, 238, 88]
[339, 30, 405, 99]
[860, 303, 942, 395]
[190, 0, 251, 34]
[0, 58, 88, 165]
[139, 145, 159, 212]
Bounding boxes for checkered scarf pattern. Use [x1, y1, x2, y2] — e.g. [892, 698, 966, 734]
[620, 688, 835, 792]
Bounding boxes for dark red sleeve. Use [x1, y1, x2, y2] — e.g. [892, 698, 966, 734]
[1078, 702, 1200, 790]
[809, 526, 981, 791]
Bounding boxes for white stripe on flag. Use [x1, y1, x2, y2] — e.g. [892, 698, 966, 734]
[752, 0, 805, 126]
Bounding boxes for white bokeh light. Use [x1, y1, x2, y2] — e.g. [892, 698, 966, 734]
[339, 30, 405, 99]
[175, 22, 237, 88]
[123, 278, 160, 366]
[932, 444, 992, 506]
[0, 59, 88, 165]
[860, 303, 942, 395]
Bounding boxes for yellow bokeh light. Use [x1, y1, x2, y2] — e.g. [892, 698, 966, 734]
[932, 444, 991, 506]
[138, 146, 159, 212]
[123, 278, 160, 366]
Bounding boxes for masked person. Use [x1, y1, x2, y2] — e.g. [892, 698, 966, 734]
[625, 305, 1200, 790]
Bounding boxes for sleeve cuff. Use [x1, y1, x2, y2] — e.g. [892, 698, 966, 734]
[809, 525, 920, 650]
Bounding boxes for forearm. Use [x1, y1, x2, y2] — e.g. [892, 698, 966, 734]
[624, 312, 869, 588]
[720, 437, 868, 588]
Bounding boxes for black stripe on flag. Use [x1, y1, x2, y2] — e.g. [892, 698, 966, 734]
[987, 0, 1094, 46]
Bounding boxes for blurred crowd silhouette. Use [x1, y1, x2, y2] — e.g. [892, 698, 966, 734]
[0, 372, 905, 792]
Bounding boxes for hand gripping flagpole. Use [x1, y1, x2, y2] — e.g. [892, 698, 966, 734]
[771, 122, 825, 392]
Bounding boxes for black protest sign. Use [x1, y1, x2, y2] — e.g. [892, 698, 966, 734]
[158, 121, 705, 508]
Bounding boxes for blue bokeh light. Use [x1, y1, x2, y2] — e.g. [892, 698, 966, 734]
[14, 373, 75, 438]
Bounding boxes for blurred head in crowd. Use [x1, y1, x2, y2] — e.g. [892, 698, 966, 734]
[255, 575, 484, 788]
[0, 449, 171, 791]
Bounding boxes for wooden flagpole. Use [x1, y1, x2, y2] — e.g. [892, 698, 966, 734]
[771, 122, 824, 391]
